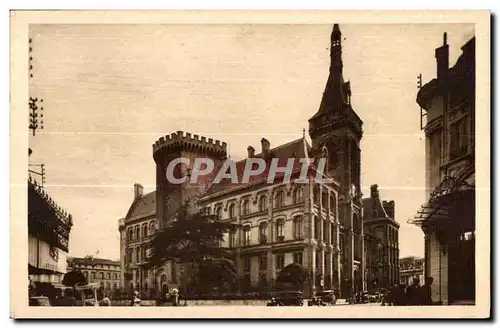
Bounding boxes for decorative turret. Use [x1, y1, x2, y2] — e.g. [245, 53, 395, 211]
[153, 130, 227, 162]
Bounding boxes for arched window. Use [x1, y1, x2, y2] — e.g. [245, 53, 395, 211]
[322, 191, 329, 209]
[313, 185, 320, 205]
[143, 224, 148, 238]
[293, 216, 303, 239]
[149, 222, 155, 234]
[228, 203, 236, 219]
[242, 199, 250, 216]
[258, 195, 268, 212]
[276, 219, 285, 241]
[135, 226, 140, 240]
[353, 213, 361, 232]
[242, 226, 251, 246]
[314, 216, 321, 239]
[330, 194, 337, 213]
[274, 190, 284, 208]
[229, 228, 237, 248]
[293, 187, 303, 204]
[128, 228, 133, 241]
[215, 206, 222, 220]
[259, 222, 268, 244]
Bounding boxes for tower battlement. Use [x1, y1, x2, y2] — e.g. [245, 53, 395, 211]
[153, 130, 227, 160]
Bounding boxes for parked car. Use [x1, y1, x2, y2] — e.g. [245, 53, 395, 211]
[269, 291, 304, 306]
[29, 296, 51, 306]
[313, 290, 337, 306]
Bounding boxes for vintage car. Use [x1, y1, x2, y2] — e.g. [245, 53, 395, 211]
[268, 291, 304, 306]
[313, 290, 337, 306]
[29, 296, 51, 306]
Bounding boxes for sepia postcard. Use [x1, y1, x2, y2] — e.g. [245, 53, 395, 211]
[10, 10, 490, 319]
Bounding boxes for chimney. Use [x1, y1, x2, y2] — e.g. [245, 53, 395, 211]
[370, 184, 379, 199]
[261, 138, 270, 157]
[383, 200, 395, 219]
[134, 183, 143, 199]
[435, 32, 449, 81]
[247, 146, 255, 158]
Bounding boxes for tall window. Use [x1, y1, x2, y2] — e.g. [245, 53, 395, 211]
[135, 226, 140, 240]
[243, 226, 251, 246]
[228, 203, 236, 219]
[293, 216, 303, 239]
[293, 252, 303, 265]
[128, 228, 133, 241]
[293, 187, 303, 204]
[244, 257, 251, 273]
[143, 224, 148, 238]
[136, 247, 140, 262]
[313, 186, 320, 205]
[314, 216, 321, 240]
[215, 206, 222, 220]
[258, 195, 268, 212]
[322, 191, 329, 209]
[323, 220, 329, 243]
[91, 272, 95, 279]
[259, 222, 268, 244]
[107, 273, 111, 280]
[229, 229, 236, 248]
[330, 194, 337, 214]
[149, 222, 156, 234]
[100, 272, 104, 279]
[259, 255, 267, 271]
[275, 190, 284, 208]
[242, 199, 250, 216]
[276, 219, 285, 241]
[450, 116, 468, 159]
[276, 254, 285, 271]
[330, 223, 335, 245]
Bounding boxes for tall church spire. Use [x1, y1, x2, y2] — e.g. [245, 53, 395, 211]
[314, 24, 347, 116]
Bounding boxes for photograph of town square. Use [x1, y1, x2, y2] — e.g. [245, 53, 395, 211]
[26, 21, 477, 309]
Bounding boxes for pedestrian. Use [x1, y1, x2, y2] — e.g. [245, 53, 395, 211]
[131, 290, 141, 306]
[100, 294, 111, 306]
[405, 278, 421, 306]
[393, 284, 407, 306]
[419, 277, 434, 305]
[171, 288, 179, 306]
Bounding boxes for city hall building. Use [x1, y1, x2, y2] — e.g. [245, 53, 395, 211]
[119, 24, 398, 298]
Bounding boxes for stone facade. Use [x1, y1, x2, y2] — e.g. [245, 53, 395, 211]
[363, 184, 400, 291]
[119, 24, 398, 299]
[67, 256, 121, 293]
[411, 34, 475, 305]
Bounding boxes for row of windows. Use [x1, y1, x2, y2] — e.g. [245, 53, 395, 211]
[125, 245, 148, 265]
[242, 252, 303, 273]
[204, 186, 338, 220]
[127, 220, 156, 242]
[228, 216, 304, 247]
[82, 271, 119, 280]
[73, 264, 119, 271]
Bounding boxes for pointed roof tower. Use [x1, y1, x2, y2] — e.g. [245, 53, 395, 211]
[309, 24, 362, 139]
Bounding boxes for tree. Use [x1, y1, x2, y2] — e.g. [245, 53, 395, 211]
[145, 205, 239, 295]
[62, 270, 87, 287]
[276, 263, 308, 288]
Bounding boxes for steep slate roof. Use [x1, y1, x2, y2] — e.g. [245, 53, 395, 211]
[124, 191, 156, 222]
[362, 196, 389, 220]
[204, 137, 314, 196]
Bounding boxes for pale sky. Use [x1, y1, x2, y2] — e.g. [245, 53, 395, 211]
[28, 23, 474, 261]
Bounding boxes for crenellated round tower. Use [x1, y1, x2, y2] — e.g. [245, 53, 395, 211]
[152, 130, 227, 229]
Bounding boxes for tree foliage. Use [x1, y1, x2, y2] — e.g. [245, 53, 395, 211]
[62, 270, 88, 287]
[276, 263, 308, 287]
[145, 206, 239, 294]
